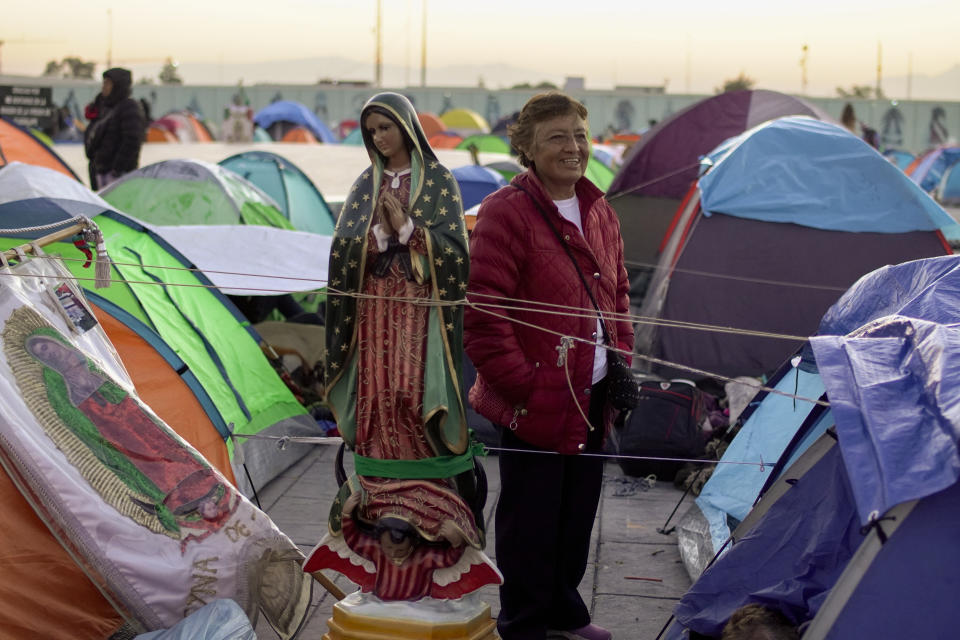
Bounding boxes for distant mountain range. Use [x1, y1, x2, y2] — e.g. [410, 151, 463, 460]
[138, 56, 565, 91]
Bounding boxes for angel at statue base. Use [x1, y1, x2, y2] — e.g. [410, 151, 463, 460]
[304, 487, 501, 602]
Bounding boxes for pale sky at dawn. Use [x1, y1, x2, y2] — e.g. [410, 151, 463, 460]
[3, 0, 959, 98]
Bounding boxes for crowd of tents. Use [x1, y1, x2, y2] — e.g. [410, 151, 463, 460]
[0, 86, 959, 637]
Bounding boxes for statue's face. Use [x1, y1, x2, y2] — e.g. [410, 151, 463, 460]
[379, 531, 414, 566]
[27, 337, 84, 372]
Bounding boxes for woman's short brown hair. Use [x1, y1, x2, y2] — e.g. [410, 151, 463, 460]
[508, 92, 588, 168]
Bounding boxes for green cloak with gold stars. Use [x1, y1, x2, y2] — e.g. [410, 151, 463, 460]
[324, 92, 470, 455]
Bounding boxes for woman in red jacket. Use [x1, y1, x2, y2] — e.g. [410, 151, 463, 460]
[464, 92, 632, 640]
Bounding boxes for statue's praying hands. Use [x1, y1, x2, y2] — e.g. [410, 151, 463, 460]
[379, 191, 408, 236]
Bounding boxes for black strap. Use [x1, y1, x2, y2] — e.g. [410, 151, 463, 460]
[513, 184, 612, 344]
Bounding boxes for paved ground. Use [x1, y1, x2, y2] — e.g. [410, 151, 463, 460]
[252, 443, 694, 640]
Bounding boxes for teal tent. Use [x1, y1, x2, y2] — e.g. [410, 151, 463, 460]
[219, 151, 336, 234]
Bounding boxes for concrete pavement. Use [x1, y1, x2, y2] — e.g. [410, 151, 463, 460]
[253, 443, 693, 640]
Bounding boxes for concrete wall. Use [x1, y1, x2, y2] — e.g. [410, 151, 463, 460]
[5, 74, 958, 154]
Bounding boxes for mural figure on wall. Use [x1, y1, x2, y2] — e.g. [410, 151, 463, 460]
[882, 106, 905, 149]
[314, 91, 328, 121]
[930, 106, 949, 147]
[485, 93, 501, 131]
[615, 99, 635, 133]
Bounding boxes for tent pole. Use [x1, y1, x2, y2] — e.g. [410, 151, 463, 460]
[1, 223, 87, 261]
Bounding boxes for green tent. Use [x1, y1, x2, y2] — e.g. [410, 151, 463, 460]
[456, 134, 512, 155]
[586, 155, 615, 192]
[100, 159, 294, 229]
[0, 163, 319, 497]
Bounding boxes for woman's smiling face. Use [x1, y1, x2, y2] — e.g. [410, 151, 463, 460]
[528, 113, 589, 199]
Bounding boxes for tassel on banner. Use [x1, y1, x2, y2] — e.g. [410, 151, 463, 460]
[83, 220, 111, 289]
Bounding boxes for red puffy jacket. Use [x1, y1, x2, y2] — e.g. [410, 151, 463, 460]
[464, 170, 632, 454]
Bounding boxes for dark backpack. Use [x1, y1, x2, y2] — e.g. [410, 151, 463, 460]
[608, 378, 707, 481]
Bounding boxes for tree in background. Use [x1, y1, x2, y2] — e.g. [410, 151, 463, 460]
[716, 72, 755, 93]
[159, 58, 183, 85]
[43, 57, 96, 79]
[836, 85, 884, 100]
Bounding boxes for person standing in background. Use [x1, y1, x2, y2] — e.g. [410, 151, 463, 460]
[84, 67, 145, 189]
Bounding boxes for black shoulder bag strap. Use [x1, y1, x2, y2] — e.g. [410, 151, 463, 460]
[512, 184, 613, 344]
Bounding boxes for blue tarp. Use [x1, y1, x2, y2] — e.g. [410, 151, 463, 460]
[253, 101, 337, 143]
[673, 444, 863, 637]
[698, 117, 955, 233]
[810, 255, 960, 526]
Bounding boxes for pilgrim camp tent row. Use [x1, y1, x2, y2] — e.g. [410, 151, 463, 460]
[633, 116, 954, 382]
[253, 100, 338, 143]
[0, 162, 322, 497]
[606, 89, 834, 300]
[98, 159, 295, 229]
[663, 254, 960, 639]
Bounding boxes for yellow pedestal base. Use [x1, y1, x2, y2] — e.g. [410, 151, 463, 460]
[323, 592, 498, 640]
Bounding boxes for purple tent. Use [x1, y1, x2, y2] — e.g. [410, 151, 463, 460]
[607, 90, 834, 299]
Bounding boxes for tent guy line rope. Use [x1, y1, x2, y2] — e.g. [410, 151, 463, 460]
[0, 252, 812, 343]
[621, 259, 850, 293]
[0, 259, 827, 406]
[227, 432, 769, 469]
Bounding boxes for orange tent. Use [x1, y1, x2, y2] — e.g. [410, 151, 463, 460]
[429, 133, 464, 149]
[281, 126, 319, 143]
[91, 301, 236, 484]
[0, 117, 79, 180]
[417, 112, 446, 139]
[0, 463, 125, 636]
[146, 125, 178, 143]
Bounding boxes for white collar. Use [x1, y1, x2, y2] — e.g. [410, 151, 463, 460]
[383, 167, 411, 176]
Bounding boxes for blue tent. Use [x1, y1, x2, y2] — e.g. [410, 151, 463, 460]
[253, 100, 338, 143]
[907, 145, 960, 193]
[219, 151, 336, 234]
[451, 165, 507, 210]
[883, 148, 915, 171]
[636, 116, 954, 381]
[677, 350, 831, 579]
[665, 254, 960, 638]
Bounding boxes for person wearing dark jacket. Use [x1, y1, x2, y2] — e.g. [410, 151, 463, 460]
[84, 67, 145, 189]
[464, 92, 632, 640]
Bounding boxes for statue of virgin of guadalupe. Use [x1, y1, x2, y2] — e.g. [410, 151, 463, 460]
[304, 92, 499, 601]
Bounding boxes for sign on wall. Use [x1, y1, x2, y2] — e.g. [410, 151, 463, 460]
[0, 85, 55, 130]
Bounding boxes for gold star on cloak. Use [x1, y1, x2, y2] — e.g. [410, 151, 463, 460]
[429, 161, 438, 169]
[426, 179, 434, 187]
[439, 206, 448, 216]
[423, 194, 431, 202]
[435, 257, 444, 267]
[413, 208, 423, 217]
[362, 194, 370, 201]
[449, 222, 458, 231]
[352, 202, 359, 210]
[440, 188, 449, 197]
